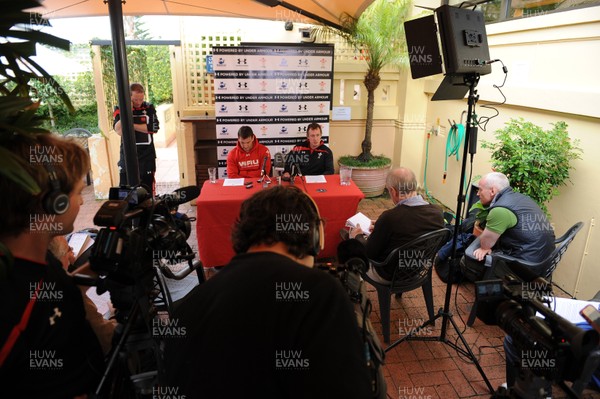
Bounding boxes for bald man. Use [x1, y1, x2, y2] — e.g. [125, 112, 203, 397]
[461, 171, 555, 281]
[349, 167, 444, 284]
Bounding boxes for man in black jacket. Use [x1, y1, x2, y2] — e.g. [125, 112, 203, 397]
[113, 82, 160, 195]
[283, 122, 334, 177]
[349, 167, 444, 283]
[166, 186, 373, 398]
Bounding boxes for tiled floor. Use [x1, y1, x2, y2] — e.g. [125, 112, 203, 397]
[75, 145, 600, 399]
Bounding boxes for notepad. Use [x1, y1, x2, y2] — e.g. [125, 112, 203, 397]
[305, 175, 327, 183]
[68, 232, 94, 260]
[538, 297, 599, 324]
[223, 178, 245, 187]
[345, 212, 372, 236]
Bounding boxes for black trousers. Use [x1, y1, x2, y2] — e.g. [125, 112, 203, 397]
[119, 157, 156, 196]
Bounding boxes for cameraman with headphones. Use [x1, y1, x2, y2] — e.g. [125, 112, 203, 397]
[166, 186, 373, 398]
[0, 134, 104, 398]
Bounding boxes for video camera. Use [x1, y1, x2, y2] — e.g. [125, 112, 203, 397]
[89, 185, 200, 318]
[81, 185, 201, 397]
[475, 262, 600, 398]
[316, 258, 364, 305]
[313, 238, 386, 399]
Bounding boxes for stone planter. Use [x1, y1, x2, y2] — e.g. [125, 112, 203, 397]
[339, 162, 391, 198]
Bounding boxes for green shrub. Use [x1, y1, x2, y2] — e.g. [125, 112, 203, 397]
[481, 118, 582, 215]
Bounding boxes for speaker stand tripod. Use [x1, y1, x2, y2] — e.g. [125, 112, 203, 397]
[385, 73, 494, 394]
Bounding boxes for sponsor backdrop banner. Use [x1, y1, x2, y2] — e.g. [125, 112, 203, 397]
[213, 44, 334, 177]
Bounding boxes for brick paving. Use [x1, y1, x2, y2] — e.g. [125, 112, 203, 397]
[74, 182, 600, 399]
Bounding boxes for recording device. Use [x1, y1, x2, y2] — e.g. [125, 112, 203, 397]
[316, 248, 386, 399]
[294, 161, 303, 177]
[316, 259, 365, 305]
[86, 185, 202, 396]
[475, 261, 600, 398]
[286, 162, 303, 185]
[91, 185, 199, 287]
[257, 155, 271, 185]
[261, 155, 268, 176]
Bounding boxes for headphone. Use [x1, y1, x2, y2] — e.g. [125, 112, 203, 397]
[302, 191, 325, 257]
[42, 164, 70, 215]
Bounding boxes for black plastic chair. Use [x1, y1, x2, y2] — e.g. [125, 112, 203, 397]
[467, 221, 584, 326]
[362, 228, 451, 343]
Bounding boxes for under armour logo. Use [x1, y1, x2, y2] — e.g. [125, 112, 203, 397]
[318, 153, 322, 158]
[49, 307, 62, 326]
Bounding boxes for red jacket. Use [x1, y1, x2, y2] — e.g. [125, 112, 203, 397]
[226, 137, 271, 178]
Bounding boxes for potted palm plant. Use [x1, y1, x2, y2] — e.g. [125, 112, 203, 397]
[314, 0, 412, 197]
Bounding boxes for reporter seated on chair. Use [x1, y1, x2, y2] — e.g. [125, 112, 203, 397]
[461, 172, 555, 282]
[348, 167, 444, 284]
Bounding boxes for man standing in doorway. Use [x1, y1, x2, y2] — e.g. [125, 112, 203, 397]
[113, 83, 160, 195]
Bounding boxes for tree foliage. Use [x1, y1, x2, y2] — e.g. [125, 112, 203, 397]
[482, 118, 582, 215]
[314, 0, 412, 162]
[100, 45, 172, 130]
[0, 0, 72, 194]
[147, 46, 173, 105]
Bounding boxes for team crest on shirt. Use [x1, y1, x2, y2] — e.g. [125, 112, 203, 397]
[239, 159, 259, 167]
[49, 307, 62, 325]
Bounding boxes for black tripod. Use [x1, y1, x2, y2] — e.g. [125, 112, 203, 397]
[385, 73, 494, 393]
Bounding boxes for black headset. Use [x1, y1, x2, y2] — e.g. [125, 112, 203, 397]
[303, 191, 324, 257]
[42, 164, 70, 215]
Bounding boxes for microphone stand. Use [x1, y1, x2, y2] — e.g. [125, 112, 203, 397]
[257, 172, 271, 185]
[257, 158, 271, 186]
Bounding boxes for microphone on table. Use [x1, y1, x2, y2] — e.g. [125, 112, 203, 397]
[260, 155, 268, 177]
[258, 155, 271, 185]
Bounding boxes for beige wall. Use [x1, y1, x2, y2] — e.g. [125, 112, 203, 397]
[421, 7, 600, 299]
[329, 120, 397, 172]
[154, 104, 177, 148]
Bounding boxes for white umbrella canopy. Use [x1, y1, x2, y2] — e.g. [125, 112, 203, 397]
[31, 0, 375, 29]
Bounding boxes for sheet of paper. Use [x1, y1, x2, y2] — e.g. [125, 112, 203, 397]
[69, 232, 94, 259]
[304, 175, 327, 183]
[537, 297, 599, 324]
[223, 178, 245, 187]
[345, 212, 372, 235]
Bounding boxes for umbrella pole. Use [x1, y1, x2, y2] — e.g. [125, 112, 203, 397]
[107, 0, 140, 189]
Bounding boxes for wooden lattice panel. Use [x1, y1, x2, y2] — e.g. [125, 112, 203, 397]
[182, 35, 241, 108]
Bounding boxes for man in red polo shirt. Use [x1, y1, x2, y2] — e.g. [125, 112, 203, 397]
[226, 126, 271, 179]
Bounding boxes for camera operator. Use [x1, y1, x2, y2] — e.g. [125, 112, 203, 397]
[165, 186, 372, 398]
[48, 236, 116, 355]
[0, 134, 104, 398]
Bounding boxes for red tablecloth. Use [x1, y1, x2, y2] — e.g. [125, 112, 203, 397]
[196, 175, 364, 267]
